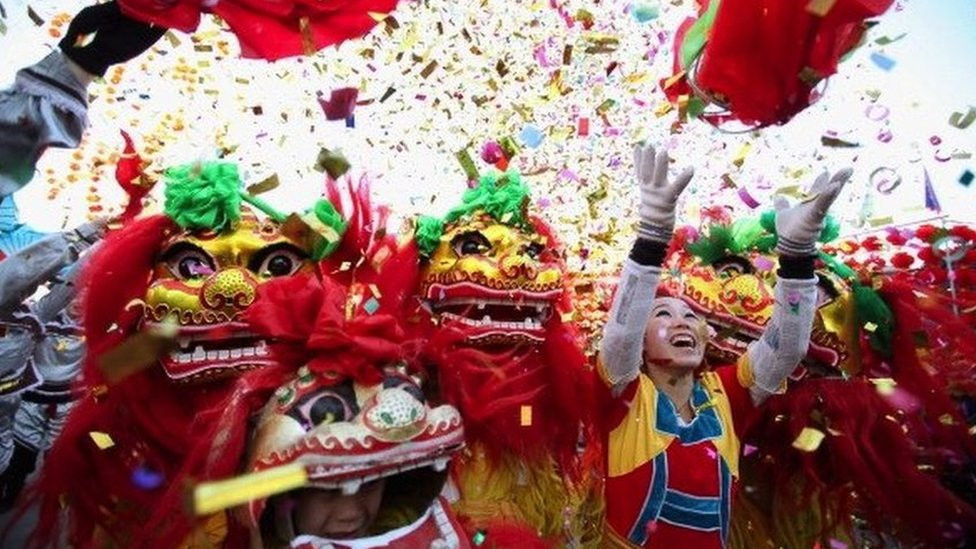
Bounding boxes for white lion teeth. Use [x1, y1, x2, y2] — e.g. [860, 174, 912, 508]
[340, 479, 362, 495]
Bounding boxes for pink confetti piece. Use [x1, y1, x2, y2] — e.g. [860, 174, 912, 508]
[865, 104, 889, 121]
[737, 187, 760, 209]
[318, 87, 359, 120]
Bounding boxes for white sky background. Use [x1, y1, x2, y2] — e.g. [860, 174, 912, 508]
[1, 0, 974, 271]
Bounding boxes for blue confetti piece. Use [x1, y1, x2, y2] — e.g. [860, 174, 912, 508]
[363, 297, 380, 315]
[632, 2, 659, 22]
[960, 169, 974, 187]
[870, 52, 896, 71]
[345, 115, 355, 128]
[519, 125, 544, 148]
[132, 464, 165, 490]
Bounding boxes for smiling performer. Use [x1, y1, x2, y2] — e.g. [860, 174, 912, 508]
[599, 143, 849, 549]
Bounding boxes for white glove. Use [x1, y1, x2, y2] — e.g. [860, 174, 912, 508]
[634, 143, 694, 242]
[775, 168, 852, 257]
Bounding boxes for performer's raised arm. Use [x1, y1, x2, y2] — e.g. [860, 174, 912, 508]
[599, 143, 694, 394]
[745, 169, 851, 404]
[0, 1, 164, 197]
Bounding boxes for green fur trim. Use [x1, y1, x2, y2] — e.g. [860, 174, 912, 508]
[853, 284, 894, 355]
[415, 216, 444, 257]
[164, 162, 242, 232]
[819, 215, 840, 243]
[444, 171, 530, 228]
[729, 218, 767, 254]
[305, 199, 348, 260]
[686, 224, 733, 265]
[415, 170, 530, 258]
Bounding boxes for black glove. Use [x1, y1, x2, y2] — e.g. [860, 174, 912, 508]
[59, 1, 167, 77]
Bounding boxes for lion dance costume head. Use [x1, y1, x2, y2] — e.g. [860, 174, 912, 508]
[412, 171, 602, 547]
[239, 269, 470, 547]
[656, 212, 976, 546]
[30, 161, 349, 548]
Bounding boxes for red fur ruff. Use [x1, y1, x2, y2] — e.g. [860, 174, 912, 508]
[419, 216, 597, 479]
[752, 377, 976, 545]
[460, 519, 554, 549]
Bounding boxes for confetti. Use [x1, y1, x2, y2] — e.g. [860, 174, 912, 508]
[820, 135, 860, 148]
[870, 166, 901, 194]
[246, 174, 280, 195]
[519, 125, 544, 148]
[98, 328, 177, 384]
[948, 106, 976, 129]
[792, 427, 826, 452]
[89, 431, 115, 450]
[363, 297, 380, 315]
[192, 462, 308, 515]
[314, 148, 351, 179]
[870, 377, 897, 396]
[869, 52, 896, 71]
[632, 2, 659, 22]
[455, 148, 480, 181]
[805, 0, 837, 17]
[737, 187, 760, 209]
[960, 170, 974, 187]
[318, 87, 359, 121]
[874, 33, 907, 45]
[520, 404, 533, 426]
[26, 6, 43, 26]
[419, 60, 438, 78]
[731, 143, 751, 167]
[577, 117, 589, 136]
[472, 530, 487, 546]
[132, 464, 166, 490]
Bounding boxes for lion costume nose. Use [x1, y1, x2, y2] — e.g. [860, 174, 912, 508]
[200, 267, 258, 310]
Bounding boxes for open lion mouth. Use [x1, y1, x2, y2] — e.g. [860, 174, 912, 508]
[430, 297, 553, 344]
[147, 322, 277, 382]
[433, 297, 551, 329]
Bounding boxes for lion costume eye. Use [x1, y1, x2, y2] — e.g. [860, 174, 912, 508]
[287, 382, 360, 430]
[524, 242, 545, 259]
[162, 244, 216, 280]
[451, 231, 491, 256]
[713, 256, 754, 279]
[249, 244, 307, 278]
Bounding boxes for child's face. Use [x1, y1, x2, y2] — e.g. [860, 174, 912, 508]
[293, 479, 385, 539]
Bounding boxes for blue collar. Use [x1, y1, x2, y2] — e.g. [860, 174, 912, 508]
[655, 380, 723, 443]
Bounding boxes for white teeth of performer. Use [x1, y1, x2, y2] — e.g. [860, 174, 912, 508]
[477, 300, 486, 310]
[230, 348, 242, 359]
[193, 346, 206, 361]
[242, 347, 255, 357]
[433, 458, 449, 472]
[218, 349, 230, 360]
[178, 336, 191, 349]
[206, 351, 218, 360]
[340, 479, 362, 496]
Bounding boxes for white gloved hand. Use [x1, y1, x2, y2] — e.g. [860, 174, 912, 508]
[634, 143, 695, 242]
[775, 168, 852, 257]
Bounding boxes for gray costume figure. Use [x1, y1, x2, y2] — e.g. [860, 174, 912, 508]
[0, 198, 101, 510]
